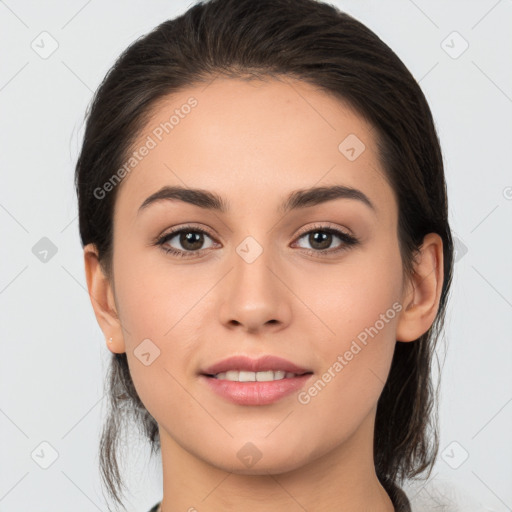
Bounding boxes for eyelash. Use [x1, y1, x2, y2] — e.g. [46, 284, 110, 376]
[154, 223, 359, 259]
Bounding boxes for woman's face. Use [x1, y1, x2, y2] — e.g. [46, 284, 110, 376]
[108, 76, 409, 473]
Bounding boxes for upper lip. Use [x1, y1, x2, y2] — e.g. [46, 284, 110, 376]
[201, 355, 312, 376]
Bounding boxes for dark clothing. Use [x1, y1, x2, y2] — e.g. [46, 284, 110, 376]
[147, 479, 412, 511]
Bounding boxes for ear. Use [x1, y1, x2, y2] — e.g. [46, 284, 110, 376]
[396, 233, 444, 342]
[83, 243, 126, 354]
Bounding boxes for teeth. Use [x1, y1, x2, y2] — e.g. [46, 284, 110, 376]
[213, 370, 299, 381]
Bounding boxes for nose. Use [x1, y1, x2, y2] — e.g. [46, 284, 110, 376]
[217, 245, 292, 334]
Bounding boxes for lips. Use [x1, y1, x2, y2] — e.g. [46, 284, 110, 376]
[200, 354, 312, 377]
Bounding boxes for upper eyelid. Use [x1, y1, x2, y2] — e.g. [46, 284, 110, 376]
[160, 222, 351, 240]
[158, 224, 215, 242]
[294, 222, 353, 237]
[158, 223, 355, 247]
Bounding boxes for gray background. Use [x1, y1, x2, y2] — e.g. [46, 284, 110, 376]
[1, 0, 511, 511]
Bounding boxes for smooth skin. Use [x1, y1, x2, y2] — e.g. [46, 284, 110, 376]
[84, 76, 443, 511]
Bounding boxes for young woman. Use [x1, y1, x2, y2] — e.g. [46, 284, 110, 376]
[76, 0, 454, 510]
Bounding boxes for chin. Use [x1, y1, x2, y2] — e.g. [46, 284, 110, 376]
[203, 443, 312, 476]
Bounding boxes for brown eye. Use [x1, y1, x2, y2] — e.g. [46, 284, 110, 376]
[176, 231, 206, 251]
[306, 231, 333, 250]
[293, 225, 359, 256]
[156, 226, 216, 258]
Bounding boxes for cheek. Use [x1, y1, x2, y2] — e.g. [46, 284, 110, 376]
[113, 240, 210, 341]
[295, 245, 403, 418]
[111, 241, 224, 410]
[302, 239, 403, 346]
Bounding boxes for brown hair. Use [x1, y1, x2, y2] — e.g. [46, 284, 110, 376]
[74, 0, 454, 509]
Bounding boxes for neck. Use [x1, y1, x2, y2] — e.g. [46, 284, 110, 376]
[157, 408, 395, 512]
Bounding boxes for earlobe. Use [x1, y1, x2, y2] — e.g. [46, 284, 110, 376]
[396, 233, 444, 342]
[83, 243, 126, 354]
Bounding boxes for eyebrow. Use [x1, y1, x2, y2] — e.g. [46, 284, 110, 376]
[137, 184, 376, 216]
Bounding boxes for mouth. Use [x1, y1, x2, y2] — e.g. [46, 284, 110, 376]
[198, 355, 314, 405]
[203, 370, 313, 381]
[199, 371, 314, 405]
[200, 354, 312, 376]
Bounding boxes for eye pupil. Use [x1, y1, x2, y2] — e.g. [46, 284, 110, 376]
[310, 231, 332, 250]
[181, 231, 204, 250]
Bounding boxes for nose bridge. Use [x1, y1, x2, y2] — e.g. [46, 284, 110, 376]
[218, 232, 291, 330]
[232, 232, 280, 298]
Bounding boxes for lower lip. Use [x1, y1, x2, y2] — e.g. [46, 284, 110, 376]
[200, 373, 313, 405]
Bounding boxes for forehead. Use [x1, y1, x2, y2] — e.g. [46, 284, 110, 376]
[115, 76, 393, 220]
